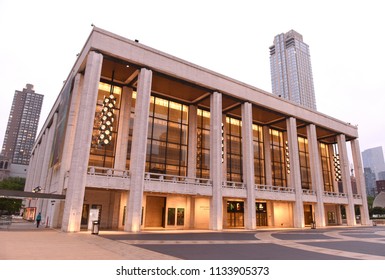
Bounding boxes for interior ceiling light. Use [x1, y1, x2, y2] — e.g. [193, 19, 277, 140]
[98, 71, 116, 146]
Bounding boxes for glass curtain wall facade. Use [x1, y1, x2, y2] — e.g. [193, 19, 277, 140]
[298, 137, 311, 189]
[270, 129, 287, 187]
[146, 95, 188, 176]
[226, 117, 243, 182]
[196, 109, 210, 179]
[253, 124, 265, 184]
[269, 30, 317, 110]
[320, 143, 333, 192]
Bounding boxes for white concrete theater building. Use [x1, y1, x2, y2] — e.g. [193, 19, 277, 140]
[25, 27, 370, 232]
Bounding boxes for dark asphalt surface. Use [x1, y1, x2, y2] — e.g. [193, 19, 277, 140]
[101, 231, 260, 241]
[133, 243, 353, 260]
[100, 226, 385, 260]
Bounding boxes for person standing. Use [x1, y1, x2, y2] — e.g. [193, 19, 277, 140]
[36, 212, 42, 228]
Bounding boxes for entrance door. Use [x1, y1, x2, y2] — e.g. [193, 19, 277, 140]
[226, 201, 244, 228]
[145, 196, 166, 227]
[81, 204, 89, 228]
[304, 204, 313, 225]
[256, 202, 268, 226]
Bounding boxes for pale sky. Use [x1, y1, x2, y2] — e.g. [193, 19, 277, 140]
[0, 0, 384, 154]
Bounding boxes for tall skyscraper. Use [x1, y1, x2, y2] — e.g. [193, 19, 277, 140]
[269, 30, 317, 110]
[362, 146, 385, 180]
[364, 167, 377, 196]
[1, 84, 43, 166]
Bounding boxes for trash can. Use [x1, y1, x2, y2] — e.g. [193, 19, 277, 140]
[311, 221, 316, 229]
[92, 220, 99, 235]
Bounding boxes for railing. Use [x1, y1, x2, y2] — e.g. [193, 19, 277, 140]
[323, 191, 347, 198]
[353, 194, 362, 199]
[222, 181, 246, 189]
[0, 215, 12, 229]
[302, 189, 316, 195]
[144, 172, 212, 186]
[255, 184, 295, 193]
[88, 166, 129, 178]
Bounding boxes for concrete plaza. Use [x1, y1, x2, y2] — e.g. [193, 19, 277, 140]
[2, 218, 385, 260]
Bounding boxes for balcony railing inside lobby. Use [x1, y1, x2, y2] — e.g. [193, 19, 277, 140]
[86, 166, 362, 200]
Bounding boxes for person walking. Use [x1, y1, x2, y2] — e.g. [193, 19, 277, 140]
[36, 212, 42, 228]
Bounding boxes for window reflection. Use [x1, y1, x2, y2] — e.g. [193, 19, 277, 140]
[253, 124, 265, 184]
[320, 143, 333, 192]
[270, 129, 287, 187]
[298, 137, 311, 189]
[146, 96, 188, 176]
[196, 109, 210, 179]
[226, 117, 242, 182]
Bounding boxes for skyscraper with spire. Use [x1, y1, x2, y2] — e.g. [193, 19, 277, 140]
[269, 30, 317, 110]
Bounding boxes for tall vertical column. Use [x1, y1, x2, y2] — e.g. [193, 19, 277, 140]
[38, 113, 58, 220]
[39, 113, 58, 192]
[114, 87, 133, 172]
[32, 135, 47, 196]
[54, 74, 83, 229]
[25, 150, 37, 191]
[286, 117, 304, 228]
[350, 138, 370, 225]
[241, 102, 256, 229]
[187, 105, 198, 179]
[29, 142, 43, 209]
[125, 68, 152, 232]
[263, 126, 272, 186]
[210, 92, 223, 230]
[187, 105, 198, 229]
[306, 124, 325, 227]
[337, 134, 356, 226]
[222, 115, 228, 178]
[61, 51, 103, 232]
[59, 74, 84, 187]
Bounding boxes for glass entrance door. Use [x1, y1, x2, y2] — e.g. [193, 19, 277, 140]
[226, 201, 244, 228]
[304, 204, 313, 225]
[256, 202, 268, 226]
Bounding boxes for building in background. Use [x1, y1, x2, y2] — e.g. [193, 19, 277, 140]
[25, 27, 369, 233]
[362, 146, 385, 180]
[376, 180, 385, 194]
[269, 30, 317, 110]
[364, 167, 377, 196]
[0, 84, 43, 179]
[378, 171, 385, 181]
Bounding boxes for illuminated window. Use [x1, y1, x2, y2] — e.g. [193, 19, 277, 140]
[298, 137, 311, 189]
[226, 117, 242, 182]
[320, 143, 333, 192]
[253, 124, 265, 184]
[270, 129, 287, 187]
[146, 96, 188, 176]
[196, 109, 210, 179]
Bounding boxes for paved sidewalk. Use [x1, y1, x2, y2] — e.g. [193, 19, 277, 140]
[0, 219, 179, 260]
[2, 218, 384, 260]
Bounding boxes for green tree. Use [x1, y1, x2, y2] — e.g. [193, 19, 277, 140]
[372, 207, 385, 215]
[367, 195, 375, 210]
[0, 177, 25, 215]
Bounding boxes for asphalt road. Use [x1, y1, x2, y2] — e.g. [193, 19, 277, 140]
[100, 226, 385, 260]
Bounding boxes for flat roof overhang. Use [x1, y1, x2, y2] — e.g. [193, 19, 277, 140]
[34, 27, 358, 149]
[97, 56, 351, 144]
